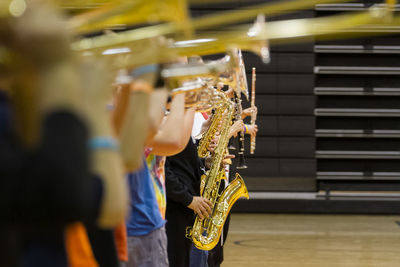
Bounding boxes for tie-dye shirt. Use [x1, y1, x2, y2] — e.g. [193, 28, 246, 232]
[145, 148, 167, 219]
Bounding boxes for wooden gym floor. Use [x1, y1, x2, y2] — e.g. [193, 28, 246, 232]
[221, 214, 400, 267]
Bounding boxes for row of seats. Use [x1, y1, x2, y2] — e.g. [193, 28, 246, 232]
[315, 1, 400, 196]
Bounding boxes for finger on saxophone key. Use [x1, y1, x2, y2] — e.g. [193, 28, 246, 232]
[203, 198, 213, 215]
[199, 205, 208, 219]
[197, 209, 204, 220]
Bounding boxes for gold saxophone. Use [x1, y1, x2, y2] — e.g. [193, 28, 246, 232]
[196, 89, 231, 158]
[197, 110, 222, 159]
[187, 92, 249, 251]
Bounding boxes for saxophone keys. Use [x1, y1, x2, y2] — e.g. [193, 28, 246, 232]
[217, 201, 229, 213]
[200, 174, 207, 195]
[212, 214, 224, 226]
[210, 229, 218, 240]
[186, 227, 193, 238]
[217, 171, 227, 181]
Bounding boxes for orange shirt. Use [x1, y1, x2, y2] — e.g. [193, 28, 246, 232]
[66, 223, 99, 267]
[114, 221, 128, 262]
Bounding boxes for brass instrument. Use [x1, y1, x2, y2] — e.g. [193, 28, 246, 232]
[161, 56, 235, 88]
[71, 15, 268, 69]
[196, 90, 227, 158]
[237, 49, 250, 100]
[162, 54, 238, 112]
[170, 81, 225, 112]
[69, 0, 353, 44]
[195, 50, 243, 155]
[173, 1, 395, 58]
[250, 67, 256, 155]
[69, 0, 363, 59]
[217, 46, 256, 100]
[67, 0, 190, 35]
[196, 5, 393, 46]
[55, 0, 110, 14]
[188, 92, 249, 251]
[171, 81, 211, 112]
[71, 3, 394, 71]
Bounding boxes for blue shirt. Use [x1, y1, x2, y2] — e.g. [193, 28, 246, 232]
[126, 159, 165, 236]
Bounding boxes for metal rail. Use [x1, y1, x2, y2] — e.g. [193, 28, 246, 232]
[316, 150, 400, 159]
[314, 108, 400, 117]
[315, 129, 400, 138]
[314, 45, 400, 54]
[315, 3, 400, 11]
[317, 171, 400, 180]
[314, 66, 400, 75]
[314, 87, 400, 95]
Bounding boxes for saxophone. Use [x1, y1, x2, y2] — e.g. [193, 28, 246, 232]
[197, 110, 222, 158]
[187, 93, 249, 251]
[197, 89, 227, 158]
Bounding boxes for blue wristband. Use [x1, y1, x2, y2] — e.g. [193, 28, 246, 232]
[130, 64, 158, 79]
[244, 124, 249, 134]
[89, 137, 119, 151]
[106, 104, 115, 111]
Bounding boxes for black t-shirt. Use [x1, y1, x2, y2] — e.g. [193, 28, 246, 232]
[165, 138, 204, 208]
[0, 91, 107, 266]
